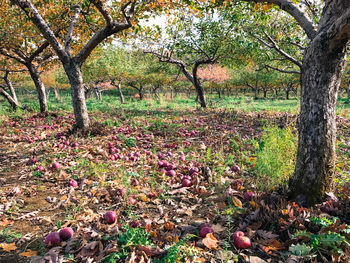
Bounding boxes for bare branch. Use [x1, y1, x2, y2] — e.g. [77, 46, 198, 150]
[65, 5, 82, 55]
[0, 49, 26, 64]
[265, 64, 301, 74]
[29, 41, 50, 62]
[252, 32, 302, 68]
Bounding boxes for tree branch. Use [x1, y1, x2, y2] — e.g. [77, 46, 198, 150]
[11, 0, 69, 63]
[28, 41, 50, 62]
[252, 32, 302, 68]
[65, 5, 81, 55]
[265, 64, 301, 74]
[244, 0, 317, 39]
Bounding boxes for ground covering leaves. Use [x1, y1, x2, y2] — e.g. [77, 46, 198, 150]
[0, 108, 349, 263]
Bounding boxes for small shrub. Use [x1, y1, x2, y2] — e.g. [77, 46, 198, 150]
[254, 125, 297, 190]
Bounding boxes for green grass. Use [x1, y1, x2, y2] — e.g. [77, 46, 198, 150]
[0, 89, 349, 117]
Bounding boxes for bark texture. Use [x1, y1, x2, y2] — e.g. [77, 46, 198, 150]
[63, 61, 90, 130]
[289, 0, 350, 205]
[28, 65, 48, 113]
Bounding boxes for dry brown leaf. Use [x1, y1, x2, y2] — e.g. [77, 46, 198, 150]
[0, 242, 17, 252]
[202, 233, 219, 249]
[20, 249, 38, 257]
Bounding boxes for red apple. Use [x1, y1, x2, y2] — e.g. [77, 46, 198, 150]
[231, 165, 241, 173]
[104, 211, 117, 224]
[232, 231, 251, 249]
[166, 170, 176, 177]
[59, 227, 74, 241]
[189, 167, 199, 175]
[44, 232, 61, 246]
[182, 179, 192, 187]
[36, 165, 44, 172]
[52, 162, 60, 170]
[129, 220, 140, 228]
[129, 196, 137, 205]
[180, 155, 186, 162]
[243, 191, 254, 201]
[68, 179, 78, 188]
[200, 226, 214, 238]
[131, 178, 139, 186]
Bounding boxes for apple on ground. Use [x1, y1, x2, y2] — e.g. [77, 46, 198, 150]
[232, 231, 251, 249]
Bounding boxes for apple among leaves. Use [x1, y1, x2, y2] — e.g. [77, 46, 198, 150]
[232, 231, 251, 249]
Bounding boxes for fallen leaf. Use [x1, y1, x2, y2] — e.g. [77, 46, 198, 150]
[231, 196, 242, 208]
[202, 233, 219, 249]
[0, 242, 17, 252]
[20, 249, 37, 257]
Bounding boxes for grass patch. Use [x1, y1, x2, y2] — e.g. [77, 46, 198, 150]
[254, 125, 297, 190]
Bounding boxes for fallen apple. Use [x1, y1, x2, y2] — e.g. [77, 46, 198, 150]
[104, 211, 117, 224]
[182, 178, 192, 187]
[52, 162, 60, 170]
[68, 179, 78, 188]
[200, 226, 214, 238]
[231, 165, 241, 173]
[59, 227, 74, 241]
[44, 232, 61, 246]
[232, 231, 251, 249]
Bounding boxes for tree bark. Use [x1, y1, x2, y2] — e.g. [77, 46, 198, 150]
[63, 60, 90, 130]
[117, 83, 125, 104]
[0, 86, 19, 110]
[27, 65, 48, 113]
[289, 1, 350, 205]
[139, 85, 144, 100]
[4, 72, 18, 104]
[347, 80, 350, 100]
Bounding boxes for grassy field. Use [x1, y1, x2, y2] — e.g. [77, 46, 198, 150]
[1, 89, 349, 118]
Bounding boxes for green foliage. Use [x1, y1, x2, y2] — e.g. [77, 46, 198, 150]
[254, 126, 297, 190]
[153, 235, 194, 263]
[310, 216, 337, 228]
[0, 228, 22, 243]
[289, 243, 313, 256]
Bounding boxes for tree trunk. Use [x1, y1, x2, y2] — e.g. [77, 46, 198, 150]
[28, 65, 48, 113]
[347, 80, 350, 100]
[139, 85, 144, 100]
[53, 87, 60, 99]
[4, 72, 18, 104]
[193, 80, 207, 108]
[63, 61, 90, 130]
[286, 89, 290, 100]
[117, 83, 125, 104]
[0, 86, 19, 110]
[289, 7, 349, 205]
[263, 89, 267, 98]
[254, 88, 258, 100]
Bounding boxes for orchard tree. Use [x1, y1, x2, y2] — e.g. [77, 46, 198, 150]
[0, 1, 60, 113]
[228, 0, 350, 205]
[145, 11, 235, 108]
[197, 64, 230, 98]
[10, 0, 182, 130]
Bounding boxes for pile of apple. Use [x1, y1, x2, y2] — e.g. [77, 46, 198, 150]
[45, 227, 74, 246]
[182, 167, 199, 187]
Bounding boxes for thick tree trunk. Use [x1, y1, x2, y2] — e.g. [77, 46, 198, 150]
[289, 5, 349, 205]
[117, 83, 125, 104]
[0, 86, 19, 110]
[63, 61, 90, 130]
[263, 89, 267, 98]
[28, 65, 48, 113]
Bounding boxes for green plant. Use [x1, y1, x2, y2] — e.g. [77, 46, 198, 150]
[254, 126, 297, 190]
[0, 228, 22, 243]
[154, 234, 194, 263]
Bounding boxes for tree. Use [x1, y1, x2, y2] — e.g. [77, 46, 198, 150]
[145, 11, 234, 107]
[0, 69, 20, 110]
[0, 1, 58, 113]
[197, 64, 231, 98]
[235, 0, 350, 205]
[11, 0, 185, 130]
